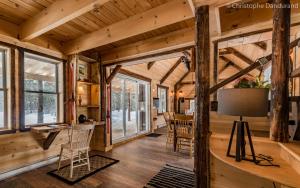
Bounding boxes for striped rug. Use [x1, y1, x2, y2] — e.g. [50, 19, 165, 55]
[145, 164, 195, 188]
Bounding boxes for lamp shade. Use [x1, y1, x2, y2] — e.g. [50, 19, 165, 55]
[217, 88, 269, 117]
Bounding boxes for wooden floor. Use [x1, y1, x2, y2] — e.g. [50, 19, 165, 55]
[0, 132, 193, 188]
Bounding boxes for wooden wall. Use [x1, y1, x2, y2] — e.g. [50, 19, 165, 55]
[0, 47, 67, 174]
[0, 131, 69, 174]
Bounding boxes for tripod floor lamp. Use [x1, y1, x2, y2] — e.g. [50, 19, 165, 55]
[217, 88, 269, 163]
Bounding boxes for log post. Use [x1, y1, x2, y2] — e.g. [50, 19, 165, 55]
[194, 5, 210, 188]
[270, 0, 290, 142]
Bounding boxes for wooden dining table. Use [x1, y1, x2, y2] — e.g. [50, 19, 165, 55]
[170, 119, 193, 152]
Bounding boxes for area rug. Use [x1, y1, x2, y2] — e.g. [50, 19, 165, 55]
[146, 133, 163, 137]
[144, 164, 195, 188]
[48, 155, 119, 185]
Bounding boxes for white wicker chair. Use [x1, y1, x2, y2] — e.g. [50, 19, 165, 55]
[57, 122, 95, 178]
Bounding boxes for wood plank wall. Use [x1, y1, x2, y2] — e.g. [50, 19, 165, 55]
[0, 47, 68, 174]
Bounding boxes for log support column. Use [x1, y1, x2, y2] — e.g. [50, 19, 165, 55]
[270, 0, 291, 142]
[194, 5, 210, 188]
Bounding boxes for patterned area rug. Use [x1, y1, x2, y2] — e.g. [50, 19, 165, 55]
[145, 164, 195, 188]
[48, 155, 119, 185]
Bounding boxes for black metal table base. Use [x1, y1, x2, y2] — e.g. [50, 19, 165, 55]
[227, 117, 257, 163]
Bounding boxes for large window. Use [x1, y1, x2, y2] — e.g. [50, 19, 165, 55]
[23, 52, 63, 128]
[157, 85, 168, 114]
[0, 48, 10, 130]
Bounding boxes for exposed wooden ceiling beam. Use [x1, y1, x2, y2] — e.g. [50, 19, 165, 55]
[106, 65, 122, 84]
[193, 0, 241, 7]
[219, 49, 232, 56]
[218, 61, 233, 74]
[226, 47, 261, 72]
[20, 0, 110, 41]
[0, 19, 64, 59]
[253, 41, 267, 51]
[101, 27, 194, 65]
[219, 56, 254, 77]
[147, 61, 156, 70]
[160, 58, 182, 84]
[63, 0, 194, 55]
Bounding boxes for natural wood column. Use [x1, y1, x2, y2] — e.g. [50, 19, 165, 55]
[270, 0, 291, 142]
[194, 5, 210, 188]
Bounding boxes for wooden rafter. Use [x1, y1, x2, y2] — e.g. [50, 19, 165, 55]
[63, 0, 194, 54]
[253, 41, 267, 51]
[101, 27, 194, 65]
[227, 47, 253, 66]
[211, 37, 300, 94]
[226, 47, 261, 72]
[219, 49, 232, 56]
[219, 56, 254, 77]
[106, 65, 122, 84]
[20, 0, 110, 41]
[160, 58, 182, 84]
[147, 61, 156, 70]
[218, 61, 233, 74]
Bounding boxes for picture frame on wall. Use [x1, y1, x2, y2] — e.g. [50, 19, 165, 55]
[78, 63, 88, 80]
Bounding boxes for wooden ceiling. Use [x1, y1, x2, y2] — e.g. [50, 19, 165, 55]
[42, 0, 174, 42]
[0, 0, 55, 25]
[0, 0, 299, 62]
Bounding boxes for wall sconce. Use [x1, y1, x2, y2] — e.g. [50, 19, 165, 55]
[78, 86, 84, 106]
[170, 90, 174, 96]
[179, 90, 183, 97]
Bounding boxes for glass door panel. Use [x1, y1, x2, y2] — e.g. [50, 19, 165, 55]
[138, 83, 147, 132]
[111, 74, 150, 142]
[124, 79, 138, 136]
[111, 77, 125, 140]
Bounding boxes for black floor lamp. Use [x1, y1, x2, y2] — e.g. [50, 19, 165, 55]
[217, 88, 269, 163]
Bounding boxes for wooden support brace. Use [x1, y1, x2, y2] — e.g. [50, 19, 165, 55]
[147, 61, 156, 70]
[160, 57, 182, 84]
[210, 37, 300, 94]
[106, 65, 122, 84]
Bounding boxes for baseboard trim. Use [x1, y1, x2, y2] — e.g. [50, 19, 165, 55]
[0, 156, 58, 181]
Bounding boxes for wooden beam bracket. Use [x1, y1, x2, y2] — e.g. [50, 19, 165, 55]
[160, 57, 182, 84]
[147, 61, 156, 70]
[106, 65, 122, 84]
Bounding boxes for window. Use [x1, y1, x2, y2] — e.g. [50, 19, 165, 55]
[23, 52, 63, 128]
[157, 85, 168, 114]
[0, 48, 10, 130]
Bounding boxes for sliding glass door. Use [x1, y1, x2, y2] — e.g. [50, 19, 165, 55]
[111, 74, 150, 142]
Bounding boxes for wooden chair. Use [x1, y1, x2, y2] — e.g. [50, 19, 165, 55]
[57, 122, 95, 178]
[174, 114, 194, 156]
[163, 112, 173, 148]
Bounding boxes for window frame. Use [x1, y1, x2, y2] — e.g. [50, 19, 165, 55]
[157, 85, 168, 114]
[20, 49, 64, 131]
[0, 49, 8, 130]
[0, 46, 16, 134]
